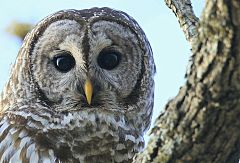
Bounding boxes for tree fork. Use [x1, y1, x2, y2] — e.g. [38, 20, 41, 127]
[134, 0, 240, 162]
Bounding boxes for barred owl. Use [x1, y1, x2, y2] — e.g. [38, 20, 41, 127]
[0, 7, 155, 163]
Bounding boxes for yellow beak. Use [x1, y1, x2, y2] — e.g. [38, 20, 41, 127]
[84, 78, 93, 105]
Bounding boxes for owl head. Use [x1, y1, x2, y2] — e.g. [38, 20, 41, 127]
[0, 7, 155, 162]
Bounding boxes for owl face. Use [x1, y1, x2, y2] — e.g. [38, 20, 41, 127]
[0, 8, 155, 162]
[31, 18, 142, 111]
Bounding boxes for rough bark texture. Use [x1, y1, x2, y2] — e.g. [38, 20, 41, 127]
[164, 0, 199, 45]
[134, 0, 240, 162]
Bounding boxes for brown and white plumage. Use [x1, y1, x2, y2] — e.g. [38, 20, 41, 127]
[0, 8, 155, 163]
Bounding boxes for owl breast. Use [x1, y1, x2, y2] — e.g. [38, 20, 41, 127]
[0, 7, 155, 163]
[0, 105, 144, 162]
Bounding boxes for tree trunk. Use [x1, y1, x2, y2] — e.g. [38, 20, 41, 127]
[134, 0, 240, 162]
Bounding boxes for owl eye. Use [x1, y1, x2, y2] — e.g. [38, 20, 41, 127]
[97, 50, 121, 70]
[53, 52, 75, 73]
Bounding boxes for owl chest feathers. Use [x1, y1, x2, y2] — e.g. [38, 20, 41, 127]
[0, 104, 144, 163]
[0, 7, 155, 163]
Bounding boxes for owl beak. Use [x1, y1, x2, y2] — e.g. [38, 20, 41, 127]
[84, 78, 93, 105]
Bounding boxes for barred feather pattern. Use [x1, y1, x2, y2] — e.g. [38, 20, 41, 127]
[0, 7, 155, 163]
[0, 104, 147, 162]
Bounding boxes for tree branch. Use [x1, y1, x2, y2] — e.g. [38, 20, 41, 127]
[165, 0, 199, 46]
[134, 0, 240, 162]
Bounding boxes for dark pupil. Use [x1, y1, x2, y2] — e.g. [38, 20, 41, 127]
[97, 51, 121, 70]
[53, 53, 75, 72]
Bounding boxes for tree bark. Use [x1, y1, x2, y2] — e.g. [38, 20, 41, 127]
[134, 0, 240, 162]
[164, 0, 199, 46]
